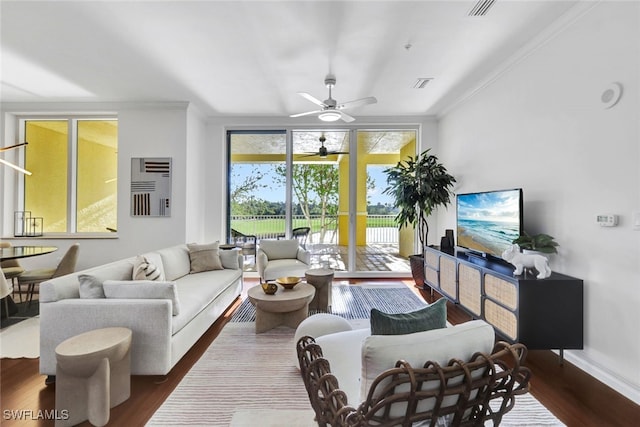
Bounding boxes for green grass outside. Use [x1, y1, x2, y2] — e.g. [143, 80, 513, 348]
[231, 216, 396, 236]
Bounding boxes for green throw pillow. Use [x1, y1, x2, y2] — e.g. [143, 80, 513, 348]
[370, 298, 447, 335]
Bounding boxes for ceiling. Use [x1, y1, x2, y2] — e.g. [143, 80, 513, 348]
[1, 0, 579, 119]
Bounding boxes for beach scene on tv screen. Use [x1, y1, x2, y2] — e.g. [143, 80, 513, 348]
[457, 190, 521, 257]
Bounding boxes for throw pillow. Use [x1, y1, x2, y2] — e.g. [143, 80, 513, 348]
[103, 280, 180, 316]
[187, 242, 223, 273]
[78, 274, 105, 298]
[132, 255, 163, 281]
[219, 248, 240, 270]
[370, 297, 447, 335]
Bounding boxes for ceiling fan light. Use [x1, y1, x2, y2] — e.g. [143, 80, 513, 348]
[318, 111, 341, 122]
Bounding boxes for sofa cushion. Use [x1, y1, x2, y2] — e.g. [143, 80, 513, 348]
[263, 259, 309, 281]
[103, 280, 180, 315]
[132, 255, 163, 281]
[361, 320, 495, 401]
[219, 248, 241, 270]
[155, 245, 191, 281]
[187, 242, 223, 273]
[370, 297, 447, 335]
[259, 239, 299, 260]
[170, 268, 242, 335]
[78, 274, 105, 298]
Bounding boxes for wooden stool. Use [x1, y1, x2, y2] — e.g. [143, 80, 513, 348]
[55, 327, 132, 427]
[305, 268, 334, 311]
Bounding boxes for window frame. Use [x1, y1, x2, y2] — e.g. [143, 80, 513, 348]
[16, 115, 118, 236]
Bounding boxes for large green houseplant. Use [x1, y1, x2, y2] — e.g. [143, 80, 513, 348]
[383, 150, 456, 285]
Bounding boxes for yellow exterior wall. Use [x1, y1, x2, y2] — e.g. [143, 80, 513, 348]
[398, 139, 417, 257]
[24, 120, 118, 233]
[25, 121, 68, 232]
[77, 121, 118, 232]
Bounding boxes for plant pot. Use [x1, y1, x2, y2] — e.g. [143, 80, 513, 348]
[408, 254, 425, 288]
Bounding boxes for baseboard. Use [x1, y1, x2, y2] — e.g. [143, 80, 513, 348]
[563, 351, 640, 406]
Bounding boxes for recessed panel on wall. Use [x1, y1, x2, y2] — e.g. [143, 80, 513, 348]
[131, 157, 172, 217]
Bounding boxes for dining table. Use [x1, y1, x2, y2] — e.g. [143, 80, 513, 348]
[0, 245, 58, 261]
[1, 245, 58, 319]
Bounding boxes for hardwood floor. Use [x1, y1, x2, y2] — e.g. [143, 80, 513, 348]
[1, 278, 638, 426]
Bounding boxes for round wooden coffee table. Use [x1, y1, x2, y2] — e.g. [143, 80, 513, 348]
[248, 283, 315, 333]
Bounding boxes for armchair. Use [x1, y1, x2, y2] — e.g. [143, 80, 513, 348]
[257, 239, 311, 283]
[297, 335, 531, 427]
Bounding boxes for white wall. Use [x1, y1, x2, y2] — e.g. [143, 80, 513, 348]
[0, 102, 195, 271]
[185, 104, 208, 243]
[436, 2, 640, 403]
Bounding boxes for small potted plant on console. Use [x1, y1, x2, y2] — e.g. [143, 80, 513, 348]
[512, 232, 559, 256]
[383, 149, 456, 287]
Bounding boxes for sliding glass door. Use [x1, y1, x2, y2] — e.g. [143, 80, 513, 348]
[227, 127, 417, 275]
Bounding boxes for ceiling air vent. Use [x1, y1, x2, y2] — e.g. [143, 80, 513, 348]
[468, 0, 496, 17]
[413, 78, 433, 89]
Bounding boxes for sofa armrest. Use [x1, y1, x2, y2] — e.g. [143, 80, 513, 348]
[39, 299, 173, 376]
[297, 247, 311, 264]
[257, 249, 269, 280]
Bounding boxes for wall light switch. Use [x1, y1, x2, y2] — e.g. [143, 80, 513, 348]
[633, 211, 640, 231]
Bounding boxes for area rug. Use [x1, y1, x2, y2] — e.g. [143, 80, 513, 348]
[0, 300, 39, 329]
[146, 322, 565, 427]
[231, 284, 427, 322]
[0, 316, 40, 358]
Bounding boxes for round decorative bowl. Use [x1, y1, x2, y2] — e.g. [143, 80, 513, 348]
[276, 276, 301, 290]
[261, 282, 278, 295]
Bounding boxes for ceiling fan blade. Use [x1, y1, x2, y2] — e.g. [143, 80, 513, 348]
[337, 96, 377, 110]
[0, 142, 28, 152]
[339, 111, 356, 123]
[328, 151, 349, 155]
[289, 109, 323, 118]
[297, 92, 326, 107]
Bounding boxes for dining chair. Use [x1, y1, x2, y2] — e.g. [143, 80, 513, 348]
[1, 242, 25, 302]
[0, 270, 13, 319]
[19, 243, 80, 308]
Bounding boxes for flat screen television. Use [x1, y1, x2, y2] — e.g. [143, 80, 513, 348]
[456, 188, 523, 259]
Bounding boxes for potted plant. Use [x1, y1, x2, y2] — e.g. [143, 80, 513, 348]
[512, 232, 559, 255]
[383, 149, 456, 286]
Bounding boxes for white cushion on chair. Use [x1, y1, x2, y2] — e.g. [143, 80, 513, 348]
[259, 239, 299, 259]
[360, 319, 494, 401]
[294, 314, 354, 368]
[316, 328, 371, 404]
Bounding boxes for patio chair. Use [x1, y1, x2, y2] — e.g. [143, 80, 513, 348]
[292, 226, 311, 249]
[231, 228, 257, 261]
[297, 335, 531, 427]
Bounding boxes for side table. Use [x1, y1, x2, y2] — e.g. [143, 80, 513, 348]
[305, 268, 334, 311]
[55, 327, 132, 427]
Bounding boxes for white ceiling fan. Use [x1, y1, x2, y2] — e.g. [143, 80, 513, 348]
[290, 75, 377, 123]
[0, 142, 31, 175]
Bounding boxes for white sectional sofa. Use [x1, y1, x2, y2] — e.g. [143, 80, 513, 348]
[39, 244, 243, 377]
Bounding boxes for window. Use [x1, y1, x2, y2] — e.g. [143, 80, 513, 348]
[20, 117, 118, 234]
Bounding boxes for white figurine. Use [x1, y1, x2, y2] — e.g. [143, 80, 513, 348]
[501, 244, 551, 279]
